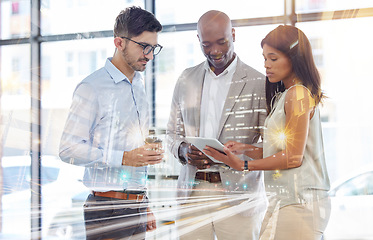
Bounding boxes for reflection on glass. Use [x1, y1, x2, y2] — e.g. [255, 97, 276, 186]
[326, 168, 373, 239]
[1, 1, 373, 238]
[296, 0, 373, 13]
[154, 25, 280, 177]
[234, 24, 281, 74]
[155, 25, 279, 130]
[334, 171, 373, 196]
[41, 38, 113, 156]
[297, 18, 373, 240]
[1, 155, 86, 239]
[41, 38, 112, 108]
[40, 0, 144, 35]
[155, 31, 204, 129]
[0, 0, 31, 39]
[0, 44, 31, 155]
[156, 0, 284, 25]
[297, 17, 373, 182]
[0, 44, 31, 237]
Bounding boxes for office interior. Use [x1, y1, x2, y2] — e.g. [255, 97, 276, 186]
[1, 0, 373, 239]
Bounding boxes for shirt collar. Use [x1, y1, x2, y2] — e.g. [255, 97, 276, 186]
[105, 57, 142, 84]
[204, 55, 238, 78]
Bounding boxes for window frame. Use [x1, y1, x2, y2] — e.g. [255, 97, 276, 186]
[1, 1, 373, 239]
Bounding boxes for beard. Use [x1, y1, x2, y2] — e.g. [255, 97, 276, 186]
[122, 48, 149, 72]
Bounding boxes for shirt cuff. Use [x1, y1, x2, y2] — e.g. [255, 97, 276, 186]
[178, 142, 188, 165]
[107, 150, 125, 167]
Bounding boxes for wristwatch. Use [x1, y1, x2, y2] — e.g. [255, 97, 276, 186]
[243, 160, 249, 173]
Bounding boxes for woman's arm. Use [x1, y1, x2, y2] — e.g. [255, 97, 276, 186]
[205, 86, 315, 171]
[224, 141, 263, 159]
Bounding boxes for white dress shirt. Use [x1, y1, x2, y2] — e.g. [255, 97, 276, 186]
[199, 57, 237, 171]
[200, 56, 238, 138]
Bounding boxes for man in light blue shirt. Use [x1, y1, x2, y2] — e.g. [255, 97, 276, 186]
[59, 6, 163, 239]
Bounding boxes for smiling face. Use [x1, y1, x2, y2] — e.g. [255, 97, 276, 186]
[197, 11, 235, 75]
[262, 44, 295, 88]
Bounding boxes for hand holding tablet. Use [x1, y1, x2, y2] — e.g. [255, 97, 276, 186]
[185, 137, 226, 163]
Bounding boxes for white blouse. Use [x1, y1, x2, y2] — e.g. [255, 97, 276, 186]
[263, 85, 330, 207]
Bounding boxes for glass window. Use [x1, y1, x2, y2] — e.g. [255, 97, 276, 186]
[156, 0, 284, 25]
[2, 165, 31, 194]
[41, 38, 112, 109]
[234, 24, 282, 75]
[1, 0, 30, 39]
[40, 0, 144, 35]
[155, 25, 279, 131]
[297, 17, 373, 183]
[155, 31, 205, 129]
[1, 0, 373, 239]
[296, 0, 373, 13]
[2, 165, 60, 195]
[0, 44, 31, 156]
[40, 37, 108, 237]
[1, 155, 86, 238]
[154, 25, 281, 178]
[334, 172, 373, 196]
[152, 31, 205, 177]
[1, 43, 32, 238]
[41, 38, 113, 157]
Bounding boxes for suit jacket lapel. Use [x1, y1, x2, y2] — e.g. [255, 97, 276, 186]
[217, 59, 247, 138]
[192, 65, 206, 137]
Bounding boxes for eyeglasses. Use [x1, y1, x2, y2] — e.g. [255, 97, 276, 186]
[120, 36, 163, 56]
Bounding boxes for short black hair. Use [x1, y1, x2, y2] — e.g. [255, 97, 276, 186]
[114, 6, 162, 38]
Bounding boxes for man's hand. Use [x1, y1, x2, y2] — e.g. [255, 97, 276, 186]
[122, 144, 164, 167]
[179, 143, 215, 169]
[146, 208, 157, 231]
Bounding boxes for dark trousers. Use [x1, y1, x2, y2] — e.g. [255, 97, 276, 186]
[83, 194, 147, 240]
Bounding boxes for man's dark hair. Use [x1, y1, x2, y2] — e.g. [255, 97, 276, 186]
[114, 6, 162, 38]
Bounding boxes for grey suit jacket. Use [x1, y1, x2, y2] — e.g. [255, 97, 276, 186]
[166, 57, 268, 214]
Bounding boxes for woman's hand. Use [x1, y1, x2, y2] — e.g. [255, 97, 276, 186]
[225, 141, 250, 155]
[203, 146, 243, 171]
[225, 141, 263, 159]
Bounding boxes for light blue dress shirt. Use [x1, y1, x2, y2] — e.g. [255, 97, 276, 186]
[59, 58, 150, 191]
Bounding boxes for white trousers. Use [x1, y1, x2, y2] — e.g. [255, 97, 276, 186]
[176, 181, 265, 240]
[260, 197, 331, 240]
